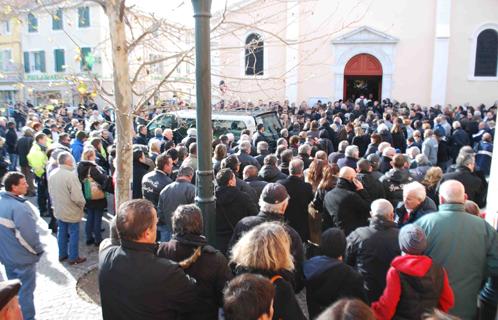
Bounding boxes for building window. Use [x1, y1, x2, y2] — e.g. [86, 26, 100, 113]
[54, 49, 65, 72]
[80, 47, 92, 71]
[245, 33, 264, 76]
[1, 21, 10, 35]
[474, 29, 498, 77]
[78, 7, 90, 28]
[28, 13, 38, 32]
[24, 51, 46, 73]
[52, 8, 63, 30]
[0, 49, 12, 71]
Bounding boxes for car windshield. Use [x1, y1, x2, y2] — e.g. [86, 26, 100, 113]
[254, 112, 282, 140]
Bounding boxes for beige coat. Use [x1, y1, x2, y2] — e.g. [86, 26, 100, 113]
[48, 165, 86, 223]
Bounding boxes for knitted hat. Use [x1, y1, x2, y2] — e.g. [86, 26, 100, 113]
[399, 224, 427, 255]
[260, 183, 288, 205]
[320, 228, 346, 258]
[0, 280, 21, 310]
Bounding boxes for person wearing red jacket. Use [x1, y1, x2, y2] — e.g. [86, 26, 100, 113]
[372, 224, 454, 320]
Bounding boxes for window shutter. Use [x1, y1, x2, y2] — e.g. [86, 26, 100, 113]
[23, 52, 30, 73]
[39, 51, 46, 72]
[474, 29, 498, 77]
[54, 49, 65, 72]
[81, 47, 92, 71]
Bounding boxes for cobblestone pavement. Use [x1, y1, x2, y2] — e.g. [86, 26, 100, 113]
[0, 198, 107, 320]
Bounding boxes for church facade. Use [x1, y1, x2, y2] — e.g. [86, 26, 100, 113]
[212, 0, 498, 107]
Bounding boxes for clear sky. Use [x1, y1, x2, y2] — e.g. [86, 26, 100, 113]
[127, 0, 235, 26]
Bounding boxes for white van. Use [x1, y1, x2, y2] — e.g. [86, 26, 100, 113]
[147, 109, 283, 148]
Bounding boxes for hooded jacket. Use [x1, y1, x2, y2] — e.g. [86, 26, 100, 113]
[304, 256, 366, 319]
[379, 169, 414, 208]
[258, 164, 288, 183]
[372, 255, 454, 320]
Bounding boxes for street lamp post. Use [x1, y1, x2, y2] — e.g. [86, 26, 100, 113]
[192, 0, 216, 244]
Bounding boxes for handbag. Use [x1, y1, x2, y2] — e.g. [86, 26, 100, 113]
[83, 168, 105, 200]
[308, 201, 322, 245]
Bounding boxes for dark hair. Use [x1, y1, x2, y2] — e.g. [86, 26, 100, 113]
[165, 148, 179, 161]
[257, 123, 265, 131]
[280, 149, 293, 164]
[213, 143, 227, 161]
[316, 298, 376, 320]
[223, 274, 275, 320]
[216, 168, 234, 187]
[34, 132, 47, 143]
[59, 132, 70, 142]
[221, 154, 239, 172]
[3, 172, 25, 192]
[76, 130, 87, 141]
[156, 153, 171, 171]
[116, 199, 156, 241]
[172, 204, 203, 235]
[370, 132, 381, 144]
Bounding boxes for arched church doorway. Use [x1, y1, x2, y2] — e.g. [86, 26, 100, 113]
[344, 53, 383, 102]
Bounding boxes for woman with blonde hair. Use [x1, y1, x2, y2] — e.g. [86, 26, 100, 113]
[231, 222, 306, 320]
[421, 167, 443, 205]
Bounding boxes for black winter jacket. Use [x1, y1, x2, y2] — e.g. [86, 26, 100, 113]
[379, 169, 414, 208]
[141, 169, 172, 208]
[277, 176, 314, 241]
[357, 171, 385, 201]
[323, 178, 371, 236]
[345, 216, 400, 303]
[99, 240, 197, 320]
[16, 135, 33, 166]
[304, 256, 367, 318]
[258, 164, 287, 182]
[440, 166, 487, 207]
[157, 234, 232, 320]
[215, 186, 258, 254]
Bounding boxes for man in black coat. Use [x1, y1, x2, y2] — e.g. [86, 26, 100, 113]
[5, 122, 17, 171]
[16, 127, 35, 196]
[346, 199, 400, 303]
[440, 152, 487, 208]
[324, 167, 371, 236]
[141, 153, 173, 208]
[229, 183, 304, 292]
[215, 168, 258, 255]
[304, 228, 367, 318]
[356, 159, 385, 201]
[277, 158, 314, 242]
[99, 199, 196, 320]
[252, 124, 268, 148]
[449, 121, 470, 161]
[254, 141, 270, 167]
[221, 155, 258, 203]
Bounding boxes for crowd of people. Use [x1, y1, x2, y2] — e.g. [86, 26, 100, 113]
[0, 97, 497, 320]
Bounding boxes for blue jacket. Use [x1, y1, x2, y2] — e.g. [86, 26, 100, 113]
[0, 192, 43, 267]
[71, 139, 85, 163]
[475, 141, 492, 176]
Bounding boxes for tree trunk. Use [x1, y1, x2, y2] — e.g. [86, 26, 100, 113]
[106, 0, 133, 208]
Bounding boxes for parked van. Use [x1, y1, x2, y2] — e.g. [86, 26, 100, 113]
[147, 109, 283, 149]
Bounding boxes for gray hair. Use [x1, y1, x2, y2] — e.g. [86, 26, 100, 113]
[456, 153, 475, 167]
[258, 198, 289, 214]
[298, 144, 311, 155]
[257, 141, 269, 153]
[382, 146, 396, 158]
[452, 121, 461, 130]
[370, 199, 394, 218]
[264, 154, 278, 166]
[178, 166, 194, 177]
[240, 141, 252, 153]
[345, 145, 359, 158]
[407, 146, 420, 159]
[172, 204, 203, 235]
[57, 151, 73, 165]
[289, 158, 304, 175]
[415, 154, 429, 165]
[338, 140, 349, 152]
[403, 181, 426, 200]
